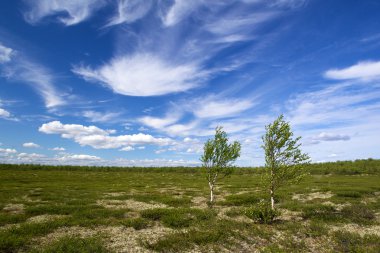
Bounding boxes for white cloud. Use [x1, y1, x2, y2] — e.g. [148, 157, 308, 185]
[59, 154, 101, 161]
[155, 149, 166, 154]
[162, 0, 204, 27]
[23, 0, 106, 26]
[205, 12, 278, 36]
[23, 142, 40, 148]
[39, 121, 173, 149]
[39, 121, 108, 137]
[325, 61, 380, 81]
[0, 43, 13, 63]
[51, 147, 65, 151]
[139, 113, 181, 129]
[2, 58, 65, 108]
[120, 146, 134, 151]
[18, 153, 45, 159]
[192, 97, 254, 119]
[313, 132, 350, 142]
[82, 110, 122, 123]
[73, 53, 201, 96]
[0, 148, 17, 154]
[137, 146, 145, 150]
[106, 0, 152, 27]
[0, 108, 11, 118]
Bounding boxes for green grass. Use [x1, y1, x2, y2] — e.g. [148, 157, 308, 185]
[33, 236, 109, 253]
[140, 208, 216, 228]
[0, 160, 380, 252]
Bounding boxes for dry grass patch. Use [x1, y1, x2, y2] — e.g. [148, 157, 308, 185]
[27, 214, 68, 224]
[191, 196, 208, 209]
[322, 201, 351, 211]
[278, 209, 302, 221]
[330, 224, 380, 237]
[97, 199, 167, 210]
[292, 191, 334, 202]
[3, 204, 24, 214]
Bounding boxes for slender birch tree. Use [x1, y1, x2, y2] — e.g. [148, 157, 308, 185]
[201, 127, 241, 205]
[262, 115, 310, 210]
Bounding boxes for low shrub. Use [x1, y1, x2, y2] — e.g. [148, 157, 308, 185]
[341, 204, 375, 224]
[245, 201, 280, 224]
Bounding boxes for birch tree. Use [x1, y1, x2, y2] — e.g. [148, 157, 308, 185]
[201, 126, 241, 205]
[262, 115, 310, 210]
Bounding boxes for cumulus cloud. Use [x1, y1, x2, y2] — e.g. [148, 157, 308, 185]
[59, 154, 101, 161]
[73, 53, 201, 96]
[0, 43, 13, 63]
[120, 146, 134, 151]
[23, 142, 40, 148]
[106, 0, 152, 27]
[0, 148, 17, 154]
[325, 61, 380, 81]
[51, 147, 65, 151]
[18, 153, 45, 159]
[23, 0, 106, 26]
[39, 121, 173, 149]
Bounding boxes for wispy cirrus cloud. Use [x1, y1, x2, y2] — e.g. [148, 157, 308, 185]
[324, 61, 380, 81]
[106, 0, 152, 27]
[0, 42, 65, 108]
[0, 43, 13, 63]
[23, 0, 106, 26]
[82, 110, 122, 123]
[161, 0, 204, 27]
[190, 96, 255, 119]
[73, 53, 203, 96]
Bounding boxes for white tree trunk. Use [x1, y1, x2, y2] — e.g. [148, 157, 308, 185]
[270, 189, 275, 210]
[209, 182, 214, 203]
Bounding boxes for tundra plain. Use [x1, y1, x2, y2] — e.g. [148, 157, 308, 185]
[1, 160, 380, 252]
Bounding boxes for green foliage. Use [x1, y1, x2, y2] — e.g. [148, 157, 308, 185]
[34, 236, 109, 253]
[201, 126, 241, 176]
[245, 201, 280, 224]
[201, 126, 241, 203]
[262, 115, 310, 209]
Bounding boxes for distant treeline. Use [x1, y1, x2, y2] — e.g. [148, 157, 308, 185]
[0, 159, 379, 175]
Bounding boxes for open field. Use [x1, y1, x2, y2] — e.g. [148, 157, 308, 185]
[1, 160, 380, 252]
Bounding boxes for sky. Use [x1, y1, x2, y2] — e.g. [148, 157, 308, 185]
[0, 0, 379, 167]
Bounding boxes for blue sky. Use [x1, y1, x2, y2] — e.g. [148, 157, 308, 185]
[0, 0, 379, 166]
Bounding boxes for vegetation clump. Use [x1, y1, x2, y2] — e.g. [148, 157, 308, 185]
[201, 126, 241, 205]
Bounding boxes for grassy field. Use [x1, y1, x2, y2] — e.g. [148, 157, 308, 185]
[0, 160, 380, 252]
